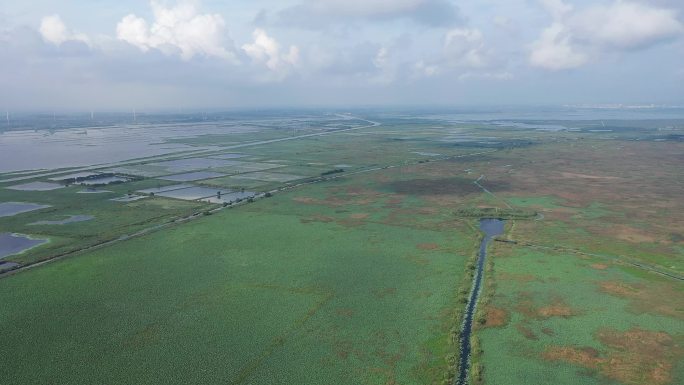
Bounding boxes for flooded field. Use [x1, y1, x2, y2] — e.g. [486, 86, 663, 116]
[159, 171, 227, 182]
[137, 184, 195, 194]
[147, 158, 241, 173]
[7, 181, 65, 191]
[0, 233, 48, 259]
[0, 202, 51, 217]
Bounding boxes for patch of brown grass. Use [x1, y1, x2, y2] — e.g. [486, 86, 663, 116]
[374, 287, 398, 298]
[335, 308, 354, 318]
[350, 213, 369, 219]
[516, 323, 538, 340]
[417, 243, 439, 250]
[300, 214, 335, 224]
[537, 303, 575, 318]
[591, 263, 609, 270]
[515, 295, 577, 320]
[386, 177, 508, 196]
[483, 306, 509, 328]
[498, 272, 540, 283]
[598, 280, 684, 320]
[543, 328, 683, 385]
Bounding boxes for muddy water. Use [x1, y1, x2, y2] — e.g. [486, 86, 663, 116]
[456, 218, 505, 385]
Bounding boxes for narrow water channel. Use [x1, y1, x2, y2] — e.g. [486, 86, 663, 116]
[455, 218, 505, 385]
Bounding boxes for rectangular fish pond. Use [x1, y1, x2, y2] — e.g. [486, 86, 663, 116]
[159, 171, 227, 182]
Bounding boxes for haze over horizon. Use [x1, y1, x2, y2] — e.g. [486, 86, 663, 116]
[2, 0, 683, 110]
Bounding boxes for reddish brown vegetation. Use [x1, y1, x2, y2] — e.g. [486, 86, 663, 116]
[515, 294, 577, 320]
[416, 243, 440, 250]
[543, 328, 683, 385]
[483, 306, 509, 328]
[599, 280, 684, 320]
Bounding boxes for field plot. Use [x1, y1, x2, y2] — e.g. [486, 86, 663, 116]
[137, 184, 195, 194]
[198, 176, 272, 191]
[215, 161, 285, 174]
[229, 171, 305, 183]
[148, 158, 242, 173]
[159, 171, 227, 182]
[0, 184, 208, 265]
[477, 243, 683, 385]
[0, 186, 473, 385]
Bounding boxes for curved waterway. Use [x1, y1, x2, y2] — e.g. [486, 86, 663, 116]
[456, 218, 505, 385]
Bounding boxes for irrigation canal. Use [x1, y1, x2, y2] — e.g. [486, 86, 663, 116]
[456, 218, 505, 385]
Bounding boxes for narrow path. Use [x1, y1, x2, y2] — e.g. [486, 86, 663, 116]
[473, 175, 513, 209]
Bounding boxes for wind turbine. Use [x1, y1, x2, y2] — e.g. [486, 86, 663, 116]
[5, 110, 9, 127]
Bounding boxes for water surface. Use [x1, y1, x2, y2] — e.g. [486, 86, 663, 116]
[0, 202, 51, 217]
[0, 233, 48, 259]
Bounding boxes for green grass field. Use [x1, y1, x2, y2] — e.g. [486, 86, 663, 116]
[0, 182, 475, 385]
[1, 115, 683, 385]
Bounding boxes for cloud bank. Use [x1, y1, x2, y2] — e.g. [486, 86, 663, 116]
[1, 0, 683, 109]
[530, 0, 683, 70]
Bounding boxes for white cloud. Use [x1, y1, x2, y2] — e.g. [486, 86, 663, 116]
[530, 0, 683, 70]
[408, 27, 510, 81]
[443, 28, 488, 69]
[572, 1, 683, 49]
[538, 0, 573, 19]
[530, 23, 587, 70]
[241, 29, 299, 73]
[39, 15, 89, 46]
[116, 1, 236, 61]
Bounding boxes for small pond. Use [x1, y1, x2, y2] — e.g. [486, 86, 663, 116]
[0, 233, 48, 259]
[0, 202, 52, 217]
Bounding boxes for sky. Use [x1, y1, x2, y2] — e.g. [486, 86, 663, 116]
[1, 0, 683, 111]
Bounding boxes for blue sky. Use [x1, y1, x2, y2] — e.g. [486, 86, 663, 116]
[1, 0, 683, 110]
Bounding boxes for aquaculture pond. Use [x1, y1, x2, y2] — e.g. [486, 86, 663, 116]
[159, 171, 227, 182]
